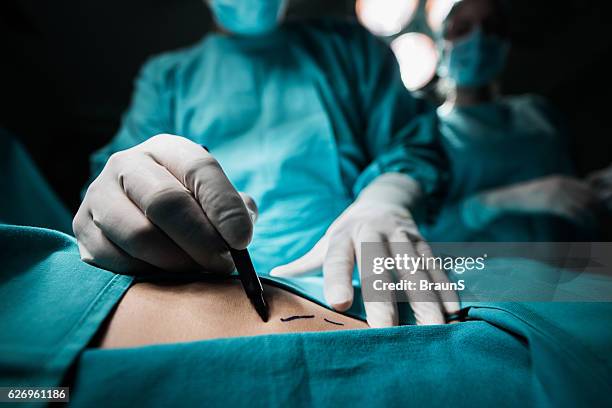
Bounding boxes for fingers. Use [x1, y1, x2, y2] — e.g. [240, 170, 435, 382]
[323, 231, 355, 311]
[75, 135, 258, 275]
[562, 201, 597, 227]
[414, 240, 460, 317]
[388, 231, 445, 325]
[87, 182, 200, 272]
[138, 135, 253, 249]
[364, 300, 399, 328]
[555, 181, 599, 228]
[73, 205, 149, 274]
[587, 166, 612, 187]
[109, 151, 234, 273]
[270, 235, 328, 277]
[356, 233, 399, 328]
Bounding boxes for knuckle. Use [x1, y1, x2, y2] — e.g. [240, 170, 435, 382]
[84, 181, 97, 198]
[106, 150, 129, 167]
[148, 133, 174, 145]
[147, 134, 193, 150]
[83, 177, 106, 201]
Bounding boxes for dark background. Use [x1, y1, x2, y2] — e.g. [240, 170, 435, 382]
[1, 0, 611, 211]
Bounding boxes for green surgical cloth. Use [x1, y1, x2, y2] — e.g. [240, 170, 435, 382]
[1, 225, 611, 407]
[0, 225, 132, 392]
[422, 95, 579, 242]
[0, 129, 72, 234]
[88, 19, 445, 274]
[70, 302, 612, 407]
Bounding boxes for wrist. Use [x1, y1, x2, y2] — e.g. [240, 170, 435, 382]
[357, 173, 423, 211]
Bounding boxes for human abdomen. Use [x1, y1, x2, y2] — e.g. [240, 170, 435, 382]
[96, 280, 367, 349]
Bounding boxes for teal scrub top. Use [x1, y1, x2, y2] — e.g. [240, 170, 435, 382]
[1, 225, 611, 407]
[89, 19, 445, 274]
[0, 129, 72, 235]
[422, 95, 578, 242]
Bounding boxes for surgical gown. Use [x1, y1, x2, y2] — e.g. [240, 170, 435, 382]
[90, 19, 445, 274]
[422, 95, 580, 242]
[0, 128, 72, 234]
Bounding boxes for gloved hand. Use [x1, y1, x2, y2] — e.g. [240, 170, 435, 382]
[587, 165, 612, 211]
[73, 134, 257, 274]
[271, 173, 460, 328]
[462, 175, 599, 229]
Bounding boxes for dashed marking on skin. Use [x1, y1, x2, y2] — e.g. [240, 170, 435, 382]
[323, 318, 345, 326]
[280, 315, 315, 322]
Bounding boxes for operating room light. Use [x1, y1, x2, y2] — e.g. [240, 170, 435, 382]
[356, 0, 419, 37]
[425, 0, 460, 32]
[390, 32, 439, 91]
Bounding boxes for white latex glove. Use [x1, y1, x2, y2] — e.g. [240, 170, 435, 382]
[463, 175, 599, 229]
[587, 165, 612, 211]
[271, 173, 460, 328]
[74, 134, 258, 274]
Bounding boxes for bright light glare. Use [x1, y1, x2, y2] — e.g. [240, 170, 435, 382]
[426, 0, 460, 33]
[390, 32, 439, 91]
[356, 0, 419, 37]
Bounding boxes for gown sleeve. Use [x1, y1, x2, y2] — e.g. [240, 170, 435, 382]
[349, 26, 448, 205]
[88, 55, 177, 182]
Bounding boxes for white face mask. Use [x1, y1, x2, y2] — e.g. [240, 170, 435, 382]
[207, 0, 288, 36]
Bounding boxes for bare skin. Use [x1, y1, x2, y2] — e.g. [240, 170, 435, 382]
[97, 280, 368, 349]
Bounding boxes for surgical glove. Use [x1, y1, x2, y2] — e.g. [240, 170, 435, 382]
[587, 165, 612, 211]
[463, 175, 599, 229]
[271, 173, 460, 328]
[73, 134, 257, 274]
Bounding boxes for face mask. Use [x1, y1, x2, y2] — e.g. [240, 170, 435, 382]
[438, 26, 510, 87]
[208, 0, 288, 36]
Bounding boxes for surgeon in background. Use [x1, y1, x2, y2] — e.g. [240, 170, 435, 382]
[422, 0, 600, 242]
[73, 0, 458, 327]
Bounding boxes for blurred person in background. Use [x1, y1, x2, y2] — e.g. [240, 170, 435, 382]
[422, 0, 601, 242]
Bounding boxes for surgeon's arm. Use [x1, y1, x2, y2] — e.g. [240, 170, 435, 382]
[460, 175, 599, 230]
[350, 28, 456, 323]
[272, 26, 457, 327]
[351, 26, 446, 206]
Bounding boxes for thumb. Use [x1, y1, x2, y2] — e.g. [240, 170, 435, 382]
[270, 234, 329, 277]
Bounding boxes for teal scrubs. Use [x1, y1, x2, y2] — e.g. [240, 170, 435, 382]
[0, 225, 132, 390]
[422, 95, 579, 242]
[90, 19, 445, 274]
[0, 129, 72, 234]
[1, 225, 611, 407]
